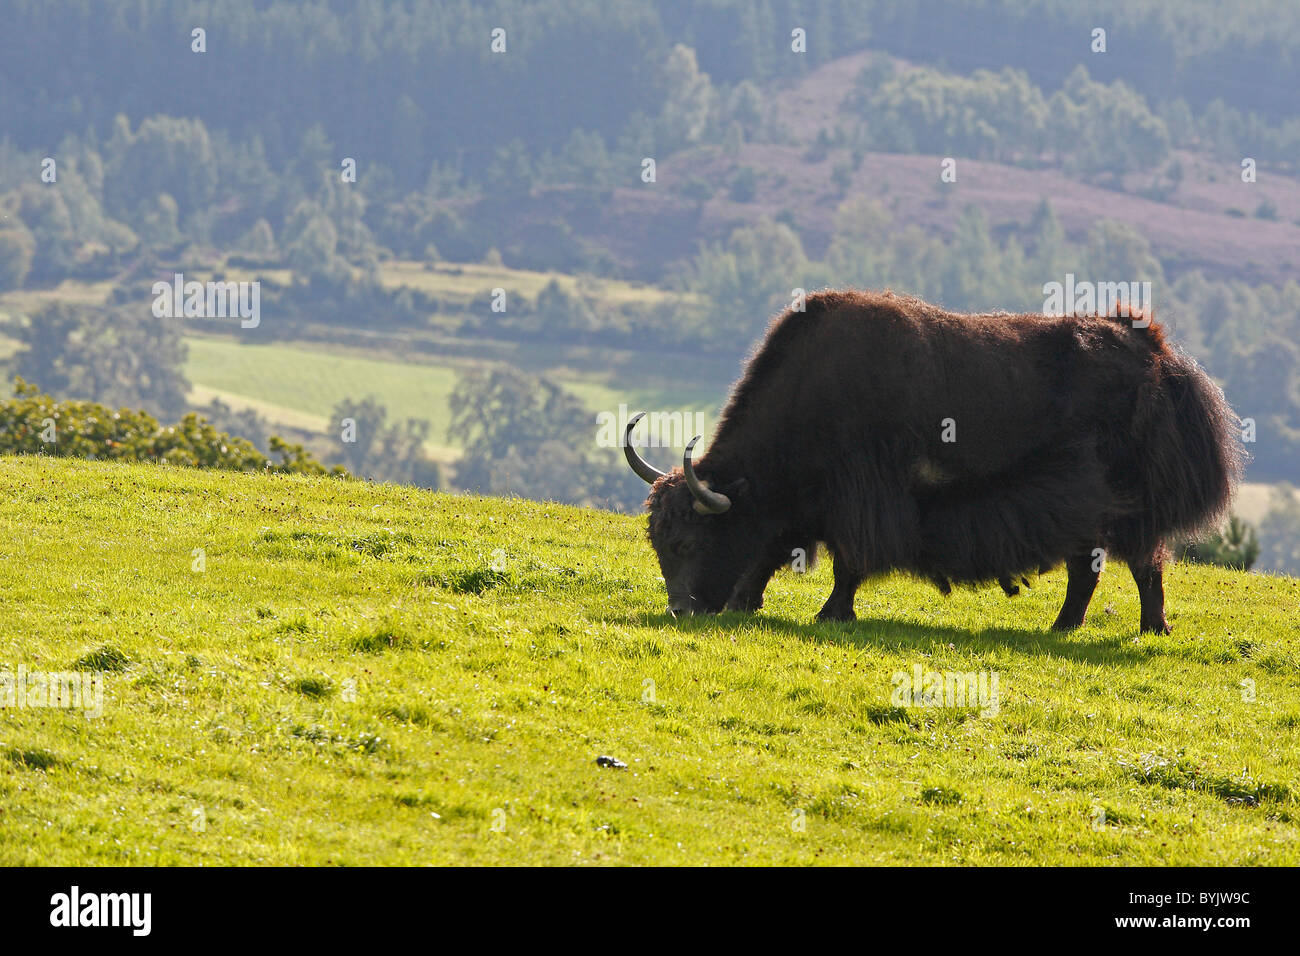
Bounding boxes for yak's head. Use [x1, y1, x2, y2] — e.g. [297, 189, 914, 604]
[624, 413, 758, 616]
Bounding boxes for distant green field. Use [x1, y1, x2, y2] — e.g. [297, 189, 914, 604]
[186, 259, 686, 309]
[376, 260, 684, 307]
[0, 279, 116, 315]
[185, 337, 464, 441]
[1234, 482, 1300, 526]
[184, 336, 721, 454]
[0, 259, 685, 319]
[1, 456, 1297, 864]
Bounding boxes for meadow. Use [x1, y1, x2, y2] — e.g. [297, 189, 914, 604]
[1, 456, 1296, 865]
[181, 335, 720, 460]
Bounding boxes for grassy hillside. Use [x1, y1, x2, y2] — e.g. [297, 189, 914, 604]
[1, 456, 1297, 865]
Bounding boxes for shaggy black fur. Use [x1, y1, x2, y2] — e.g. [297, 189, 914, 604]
[641, 290, 1244, 633]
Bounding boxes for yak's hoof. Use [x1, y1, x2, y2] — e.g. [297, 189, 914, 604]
[726, 594, 763, 613]
[1140, 619, 1172, 635]
[815, 606, 855, 623]
[1051, 616, 1084, 632]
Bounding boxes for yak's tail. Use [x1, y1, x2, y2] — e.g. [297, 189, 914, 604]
[1120, 340, 1246, 556]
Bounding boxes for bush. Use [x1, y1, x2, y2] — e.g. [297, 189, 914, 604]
[1178, 515, 1259, 571]
[728, 166, 758, 202]
[0, 378, 344, 476]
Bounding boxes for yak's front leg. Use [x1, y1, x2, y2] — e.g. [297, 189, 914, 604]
[815, 548, 862, 622]
[727, 537, 810, 612]
[1051, 551, 1101, 631]
[1129, 554, 1171, 634]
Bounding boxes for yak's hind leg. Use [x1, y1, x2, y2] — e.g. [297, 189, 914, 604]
[1127, 552, 1171, 634]
[1051, 551, 1102, 631]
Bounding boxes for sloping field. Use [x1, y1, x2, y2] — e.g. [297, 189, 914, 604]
[0, 456, 1296, 865]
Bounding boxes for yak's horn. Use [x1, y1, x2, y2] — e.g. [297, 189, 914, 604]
[623, 412, 665, 485]
[684, 436, 731, 514]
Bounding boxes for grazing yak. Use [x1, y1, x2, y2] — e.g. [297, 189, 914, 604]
[623, 290, 1243, 633]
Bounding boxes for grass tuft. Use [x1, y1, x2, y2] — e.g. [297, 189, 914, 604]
[73, 644, 131, 672]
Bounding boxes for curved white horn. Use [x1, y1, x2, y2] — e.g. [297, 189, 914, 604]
[683, 435, 730, 514]
[623, 411, 665, 485]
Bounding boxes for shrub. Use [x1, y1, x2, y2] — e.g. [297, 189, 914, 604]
[1178, 515, 1259, 571]
[0, 378, 344, 476]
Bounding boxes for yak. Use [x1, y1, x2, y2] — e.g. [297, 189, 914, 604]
[623, 289, 1243, 634]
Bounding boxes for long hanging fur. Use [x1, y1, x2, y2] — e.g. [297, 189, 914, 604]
[699, 291, 1244, 594]
[912, 438, 1111, 587]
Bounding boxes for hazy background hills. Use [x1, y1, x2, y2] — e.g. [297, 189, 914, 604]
[1, 0, 1298, 571]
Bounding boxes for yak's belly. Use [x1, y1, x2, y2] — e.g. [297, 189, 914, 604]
[910, 441, 1108, 585]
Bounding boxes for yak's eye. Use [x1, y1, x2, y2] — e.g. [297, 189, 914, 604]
[672, 541, 694, 558]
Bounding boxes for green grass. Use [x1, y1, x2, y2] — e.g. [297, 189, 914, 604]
[1, 456, 1298, 865]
